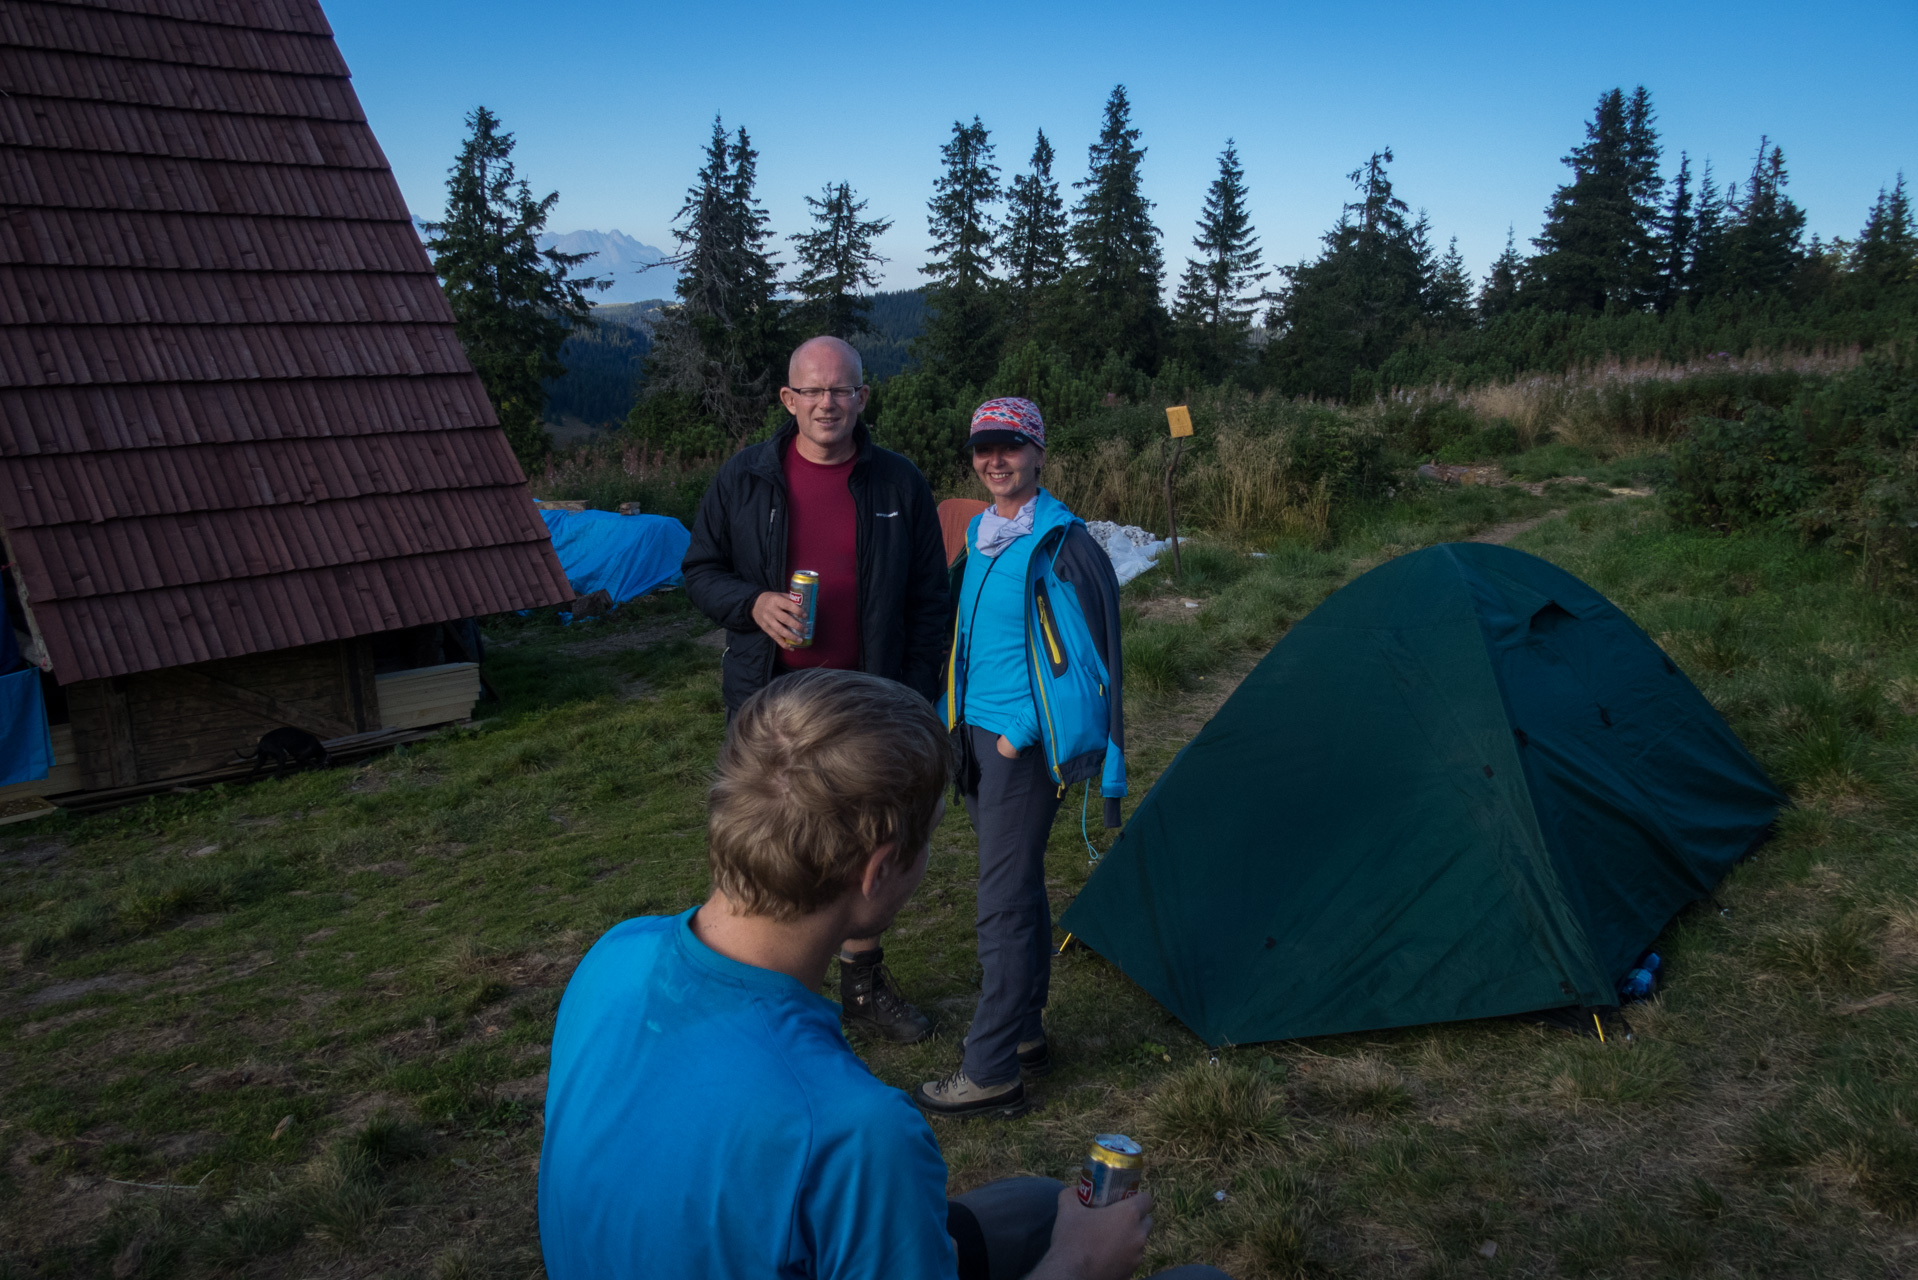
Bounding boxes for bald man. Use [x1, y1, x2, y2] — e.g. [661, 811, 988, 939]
[682, 336, 950, 1044]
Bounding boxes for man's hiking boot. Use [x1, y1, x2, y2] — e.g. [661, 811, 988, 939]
[1017, 1036, 1051, 1079]
[913, 1070, 1029, 1119]
[838, 948, 932, 1044]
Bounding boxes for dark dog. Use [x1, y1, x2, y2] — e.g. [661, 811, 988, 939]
[240, 727, 331, 778]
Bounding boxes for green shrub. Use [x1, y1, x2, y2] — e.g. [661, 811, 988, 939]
[1375, 398, 1481, 457]
[1668, 352, 1918, 588]
[623, 389, 726, 462]
[1668, 408, 1818, 529]
[1434, 418, 1521, 462]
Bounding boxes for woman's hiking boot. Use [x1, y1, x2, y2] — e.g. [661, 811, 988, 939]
[913, 1069, 1029, 1119]
[1017, 1037, 1051, 1079]
[838, 948, 931, 1044]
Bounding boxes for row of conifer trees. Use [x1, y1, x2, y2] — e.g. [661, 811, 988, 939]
[423, 90, 1917, 471]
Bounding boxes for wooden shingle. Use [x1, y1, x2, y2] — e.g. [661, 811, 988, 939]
[0, 0, 572, 683]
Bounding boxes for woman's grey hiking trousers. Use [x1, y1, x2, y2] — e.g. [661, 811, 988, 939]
[961, 724, 1063, 1087]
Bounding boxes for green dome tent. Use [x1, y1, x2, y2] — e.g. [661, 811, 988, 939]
[1058, 543, 1784, 1046]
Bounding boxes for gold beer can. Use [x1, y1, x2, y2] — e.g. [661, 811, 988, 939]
[787, 570, 819, 648]
[1077, 1133, 1143, 1207]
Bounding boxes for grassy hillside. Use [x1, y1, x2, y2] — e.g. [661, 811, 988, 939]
[7, 447, 1918, 1275]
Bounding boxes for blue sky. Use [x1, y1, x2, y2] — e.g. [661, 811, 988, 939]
[329, 0, 1917, 297]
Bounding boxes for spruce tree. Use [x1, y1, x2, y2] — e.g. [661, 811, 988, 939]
[1069, 85, 1167, 370]
[672, 120, 737, 326]
[1424, 236, 1475, 328]
[1172, 140, 1268, 376]
[643, 116, 787, 448]
[424, 106, 603, 469]
[1000, 130, 1070, 341]
[1655, 152, 1696, 312]
[1624, 86, 1664, 269]
[1526, 87, 1664, 313]
[921, 116, 1002, 387]
[1264, 149, 1428, 398]
[789, 182, 891, 339]
[1685, 159, 1730, 302]
[1854, 175, 1916, 296]
[1478, 227, 1525, 320]
[1716, 139, 1807, 297]
[721, 124, 786, 379]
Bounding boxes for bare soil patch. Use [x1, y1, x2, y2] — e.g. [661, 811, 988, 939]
[559, 617, 705, 658]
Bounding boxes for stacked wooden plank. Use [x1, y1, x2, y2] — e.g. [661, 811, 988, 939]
[376, 663, 481, 730]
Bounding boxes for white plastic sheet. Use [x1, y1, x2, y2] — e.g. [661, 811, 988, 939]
[1085, 520, 1172, 587]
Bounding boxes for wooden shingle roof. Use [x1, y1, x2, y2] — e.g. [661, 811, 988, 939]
[0, 0, 574, 682]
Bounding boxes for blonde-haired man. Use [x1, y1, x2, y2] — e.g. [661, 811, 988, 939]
[538, 669, 1223, 1280]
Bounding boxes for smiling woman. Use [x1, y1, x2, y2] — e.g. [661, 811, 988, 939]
[920, 397, 1130, 1118]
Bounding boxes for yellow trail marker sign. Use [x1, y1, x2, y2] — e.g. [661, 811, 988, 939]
[1161, 406, 1191, 579]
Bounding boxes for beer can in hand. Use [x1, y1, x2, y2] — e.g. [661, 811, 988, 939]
[787, 570, 819, 648]
[1077, 1134, 1143, 1207]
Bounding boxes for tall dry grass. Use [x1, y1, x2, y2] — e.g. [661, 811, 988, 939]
[1039, 428, 1335, 544]
[1439, 349, 1863, 452]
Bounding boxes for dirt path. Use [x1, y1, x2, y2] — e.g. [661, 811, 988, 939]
[1468, 509, 1566, 545]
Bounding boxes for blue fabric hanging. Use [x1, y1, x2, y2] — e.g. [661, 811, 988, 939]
[539, 509, 691, 605]
[0, 666, 52, 787]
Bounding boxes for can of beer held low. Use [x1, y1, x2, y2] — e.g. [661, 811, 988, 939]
[787, 569, 819, 648]
[1077, 1133, 1144, 1207]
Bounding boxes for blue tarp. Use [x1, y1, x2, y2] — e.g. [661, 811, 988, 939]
[540, 508, 691, 604]
[0, 666, 52, 787]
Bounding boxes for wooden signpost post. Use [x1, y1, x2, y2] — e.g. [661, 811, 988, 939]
[1163, 405, 1193, 579]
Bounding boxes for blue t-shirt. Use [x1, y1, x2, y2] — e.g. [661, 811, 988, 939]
[956, 526, 1041, 748]
[538, 910, 958, 1280]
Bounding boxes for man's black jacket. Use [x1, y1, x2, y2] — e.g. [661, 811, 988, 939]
[682, 419, 950, 712]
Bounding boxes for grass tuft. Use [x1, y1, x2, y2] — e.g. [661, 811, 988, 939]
[192, 1192, 305, 1270]
[1748, 1080, 1918, 1220]
[350, 1110, 430, 1172]
[1681, 1175, 1725, 1221]
[17, 900, 108, 961]
[1145, 1063, 1290, 1161]
[296, 1145, 391, 1250]
[1762, 914, 1879, 987]
[1221, 1168, 1336, 1280]
[1302, 1054, 1412, 1117]
[1541, 1040, 1688, 1106]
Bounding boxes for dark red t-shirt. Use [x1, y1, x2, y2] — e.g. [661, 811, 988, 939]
[777, 445, 860, 672]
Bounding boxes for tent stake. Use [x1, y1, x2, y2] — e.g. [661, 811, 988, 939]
[1593, 1012, 1606, 1043]
[1056, 932, 1076, 956]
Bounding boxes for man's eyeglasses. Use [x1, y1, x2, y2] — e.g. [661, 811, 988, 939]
[788, 385, 866, 402]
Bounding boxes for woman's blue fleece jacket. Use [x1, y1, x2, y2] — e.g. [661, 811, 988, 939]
[939, 490, 1128, 827]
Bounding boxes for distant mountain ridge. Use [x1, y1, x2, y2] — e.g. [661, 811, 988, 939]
[410, 217, 676, 304]
[540, 229, 678, 303]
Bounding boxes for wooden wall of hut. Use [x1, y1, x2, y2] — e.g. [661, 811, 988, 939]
[64, 639, 379, 789]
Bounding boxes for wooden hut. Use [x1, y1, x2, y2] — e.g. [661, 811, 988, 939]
[0, 0, 575, 804]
